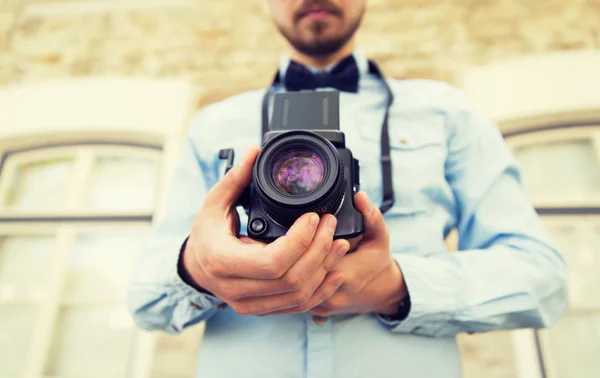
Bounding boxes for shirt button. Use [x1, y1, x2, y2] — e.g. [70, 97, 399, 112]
[312, 315, 327, 325]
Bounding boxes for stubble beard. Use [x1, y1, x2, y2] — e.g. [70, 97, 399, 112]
[278, 16, 362, 58]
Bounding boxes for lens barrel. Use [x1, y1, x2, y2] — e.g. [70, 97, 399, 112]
[254, 131, 346, 227]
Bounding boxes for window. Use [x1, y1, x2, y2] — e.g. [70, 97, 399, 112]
[0, 142, 203, 378]
[506, 125, 600, 378]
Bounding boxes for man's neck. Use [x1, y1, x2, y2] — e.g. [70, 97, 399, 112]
[289, 40, 356, 70]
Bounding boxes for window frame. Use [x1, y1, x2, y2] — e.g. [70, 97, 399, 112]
[0, 141, 164, 222]
[506, 125, 600, 209]
[504, 121, 600, 378]
[0, 140, 163, 378]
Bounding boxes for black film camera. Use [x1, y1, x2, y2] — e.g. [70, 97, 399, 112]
[219, 90, 364, 242]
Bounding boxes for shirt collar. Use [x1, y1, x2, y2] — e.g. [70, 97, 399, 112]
[277, 47, 369, 82]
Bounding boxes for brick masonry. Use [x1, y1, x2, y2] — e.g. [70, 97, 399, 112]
[2, 1, 599, 377]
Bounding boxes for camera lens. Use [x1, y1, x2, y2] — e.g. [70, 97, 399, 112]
[254, 131, 346, 227]
[272, 149, 325, 196]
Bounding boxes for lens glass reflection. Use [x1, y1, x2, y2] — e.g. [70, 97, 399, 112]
[272, 149, 325, 195]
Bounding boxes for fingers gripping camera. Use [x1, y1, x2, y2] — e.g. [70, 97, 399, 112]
[219, 90, 365, 242]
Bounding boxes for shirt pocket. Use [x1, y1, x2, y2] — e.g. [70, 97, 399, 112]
[356, 114, 448, 216]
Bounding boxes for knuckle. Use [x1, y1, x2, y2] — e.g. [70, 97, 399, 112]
[204, 255, 226, 276]
[343, 282, 359, 293]
[295, 289, 312, 307]
[259, 260, 283, 279]
[200, 251, 214, 270]
[340, 277, 360, 293]
[219, 284, 240, 300]
[371, 206, 384, 221]
[382, 225, 390, 240]
[257, 253, 286, 279]
[321, 297, 335, 308]
[217, 285, 232, 300]
[282, 272, 304, 291]
[341, 272, 355, 287]
[268, 253, 287, 277]
[297, 233, 312, 251]
[322, 255, 337, 272]
[315, 233, 334, 254]
[204, 186, 221, 205]
[188, 235, 206, 259]
[318, 232, 334, 251]
[321, 293, 345, 308]
[232, 303, 252, 316]
[222, 168, 238, 186]
[328, 295, 348, 309]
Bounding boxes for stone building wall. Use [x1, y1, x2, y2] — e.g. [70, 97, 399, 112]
[1, 1, 599, 377]
[2, 0, 599, 107]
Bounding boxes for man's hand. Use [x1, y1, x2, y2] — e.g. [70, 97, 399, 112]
[182, 146, 350, 316]
[297, 191, 407, 317]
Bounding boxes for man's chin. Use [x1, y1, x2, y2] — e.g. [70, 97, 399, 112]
[294, 41, 346, 58]
[299, 29, 345, 47]
[280, 26, 347, 57]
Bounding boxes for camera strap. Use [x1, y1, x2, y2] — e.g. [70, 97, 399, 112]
[260, 59, 395, 214]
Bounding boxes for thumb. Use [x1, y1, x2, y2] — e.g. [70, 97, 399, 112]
[353, 191, 388, 241]
[205, 145, 260, 212]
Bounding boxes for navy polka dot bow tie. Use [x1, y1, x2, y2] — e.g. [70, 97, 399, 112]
[283, 55, 360, 93]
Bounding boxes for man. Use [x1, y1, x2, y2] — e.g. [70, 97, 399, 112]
[128, 1, 569, 377]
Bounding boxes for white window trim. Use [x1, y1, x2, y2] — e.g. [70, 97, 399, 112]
[537, 214, 600, 312]
[0, 139, 169, 378]
[504, 127, 600, 378]
[1, 76, 196, 378]
[535, 215, 600, 378]
[0, 144, 163, 218]
[511, 329, 545, 378]
[505, 125, 600, 208]
[1, 222, 154, 378]
[23, 225, 74, 378]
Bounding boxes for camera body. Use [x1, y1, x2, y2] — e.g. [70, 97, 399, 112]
[220, 90, 364, 243]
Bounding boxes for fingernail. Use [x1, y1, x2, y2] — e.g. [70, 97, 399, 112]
[335, 242, 349, 257]
[334, 275, 345, 287]
[328, 215, 337, 230]
[309, 213, 319, 231]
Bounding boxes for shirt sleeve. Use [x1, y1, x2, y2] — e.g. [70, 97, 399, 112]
[376, 88, 570, 337]
[127, 112, 225, 334]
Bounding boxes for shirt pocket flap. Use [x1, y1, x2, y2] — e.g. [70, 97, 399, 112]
[358, 114, 446, 150]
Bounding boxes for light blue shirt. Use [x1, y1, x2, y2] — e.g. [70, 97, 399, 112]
[128, 49, 569, 378]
